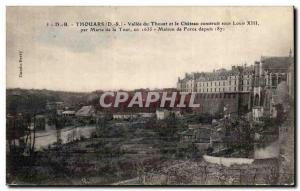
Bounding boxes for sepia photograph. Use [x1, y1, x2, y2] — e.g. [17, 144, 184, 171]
[6, 6, 295, 186]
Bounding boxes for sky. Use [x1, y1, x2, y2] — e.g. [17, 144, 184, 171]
[6, 6, 294, 92]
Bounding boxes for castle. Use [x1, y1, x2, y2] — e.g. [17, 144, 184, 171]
[177, 52, 294, 119]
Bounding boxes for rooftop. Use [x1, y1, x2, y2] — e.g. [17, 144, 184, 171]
[261, 56, 293, 72]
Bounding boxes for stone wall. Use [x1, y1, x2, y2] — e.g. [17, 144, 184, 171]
[203, 155, 254, 167]
[138, 159, 281, 185]
[254, 140, 280, 159]
[192, 92, 251, 115]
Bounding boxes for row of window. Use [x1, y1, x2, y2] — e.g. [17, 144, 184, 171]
[228, 74, 252, 79]
[180, 86, 252, 93]
[265, 75, 287, 87]
[202, 74, 253, 81]
[195, 79, 251, 87]
[181, 73, 287, 91]
[196, 93, 238, 99]
[180, 81, 252, 90]
[197, 86, 251, 93]
[198, 87, 235, 92]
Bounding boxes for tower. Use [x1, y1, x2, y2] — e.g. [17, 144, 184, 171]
[253, 61, 261, 106]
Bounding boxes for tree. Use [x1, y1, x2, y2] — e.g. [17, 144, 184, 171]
[221, 117, 254, 157]
[96, 116, 108, 137]
[54, 116, 66, 144]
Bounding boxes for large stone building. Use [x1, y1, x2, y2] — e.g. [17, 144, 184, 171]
[177, 65, 254, 94]
[177, 64, 254, 115]
[252, 55, 294, 120]
[177, 53, 294, 117]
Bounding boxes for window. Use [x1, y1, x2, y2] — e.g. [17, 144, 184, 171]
[271, 74, 277, 86]
[278, 74, 282, 84]
[254, 94, 259, 106]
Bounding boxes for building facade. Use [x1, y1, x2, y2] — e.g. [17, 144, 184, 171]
[177, 65, 254, 94]
[177, 65, 254, 115]
[252, 55, 294, 120]
[177, 54, 294, 118]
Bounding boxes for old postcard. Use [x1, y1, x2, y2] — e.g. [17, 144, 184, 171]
[6, 6, 295, 186]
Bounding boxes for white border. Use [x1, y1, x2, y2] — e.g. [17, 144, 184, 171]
[1, 0, 298, 6]
[1, 0, 299, 191]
